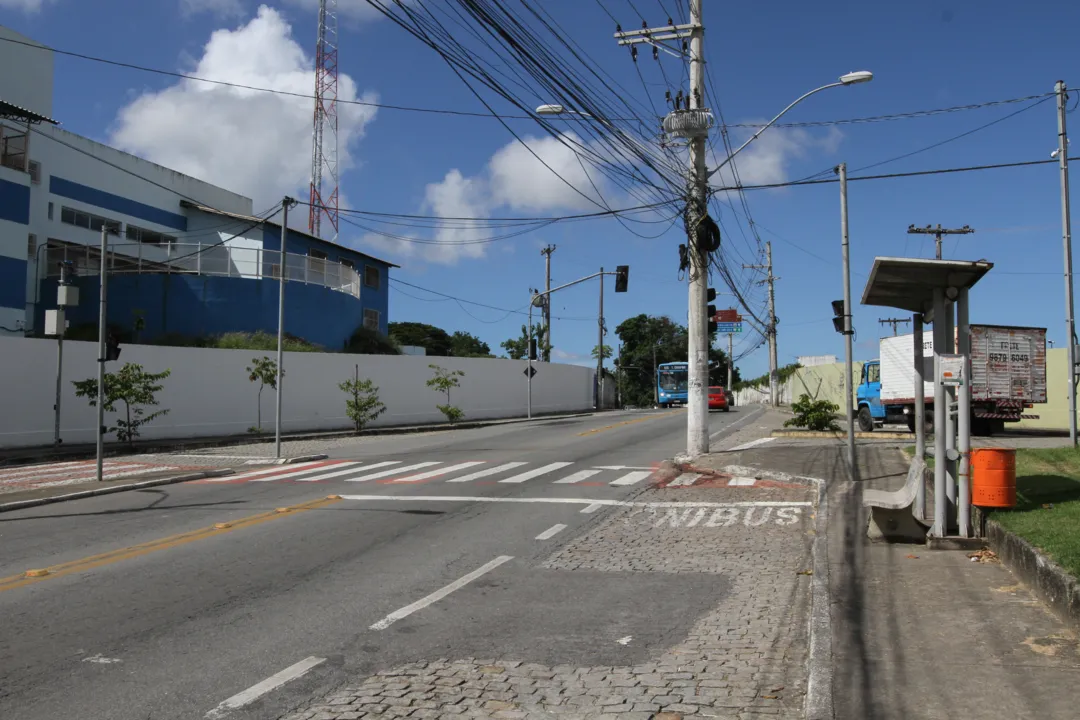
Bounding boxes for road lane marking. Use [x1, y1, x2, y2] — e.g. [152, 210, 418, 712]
[293, 463, 369, 482]
[445, 461, 527, 483]
[577, 410, 683, 436]
[729, 437, 776, 451]
[535, 523, 567, 540]
[617, 636, 633, 645]
[668, 473, 702, 487]
[369, 555, 514, 631]
[709, 405, 765, 440]
[728, 476, 757, 486]
[348, 462, 437, 482]
[610, 470, 653, 486]
[340, 495, 811, 509]
[206, 656, 326, 718]
[393, 461, 487, 483]
[593, 465, 653, 470]
[553, 469, 603, 484]
[498, 462, 573, 483]
[0, 496, 341, 594]
[249, 462, 358, 482]
[581, 503, 604, 513]
[204, 461, 329, 482]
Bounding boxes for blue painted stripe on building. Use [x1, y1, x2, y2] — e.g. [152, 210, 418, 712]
[0, 255, 27, 310]
[0, 178, 30, 225]
[49, 176, 188, 231]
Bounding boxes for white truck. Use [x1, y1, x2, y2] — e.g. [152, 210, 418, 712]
[856, 325, 1047, 434]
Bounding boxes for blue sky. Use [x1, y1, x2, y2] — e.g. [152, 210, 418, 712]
[3, 0, 1079, 376]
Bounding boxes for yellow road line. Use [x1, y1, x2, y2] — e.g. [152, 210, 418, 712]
[0, 496, 341, 593]
[577, 409, 685, 437]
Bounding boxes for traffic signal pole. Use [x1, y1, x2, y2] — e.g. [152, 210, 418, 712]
[96, 224, 109, 482]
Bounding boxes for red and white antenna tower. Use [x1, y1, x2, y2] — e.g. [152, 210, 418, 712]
[309, 0, 339, 241]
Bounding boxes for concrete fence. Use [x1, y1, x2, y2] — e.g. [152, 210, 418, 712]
[0, 337, 598, 448]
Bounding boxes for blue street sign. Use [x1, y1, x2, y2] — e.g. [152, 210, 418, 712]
[717, 322, 743, 333]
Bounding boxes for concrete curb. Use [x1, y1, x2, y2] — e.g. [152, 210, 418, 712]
[0, 468, 235, 514]
[987, 519, 1080, 632]
[771, 429, 912, 440]
[719, 464, 833, 720]
[280, 454, 328, 465]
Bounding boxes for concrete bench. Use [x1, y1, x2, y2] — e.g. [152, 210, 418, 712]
[863, 456, 930, 542]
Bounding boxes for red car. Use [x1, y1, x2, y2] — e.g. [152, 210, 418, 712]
[708, 386, 730, 412]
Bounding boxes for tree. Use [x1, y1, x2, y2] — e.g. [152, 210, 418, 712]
[591, 344, 613, 361]
[450, 330, 491, 358]
[389, 322, 453, 356]
[501, 323, 549, 360]
[72, 363, 171, 446]
[785, 394, 840, 431]
[427, 364, 465, 423]
[344, 326, 401, 355]
[246, 356, 279, 434]
[340, 368, 386, 433]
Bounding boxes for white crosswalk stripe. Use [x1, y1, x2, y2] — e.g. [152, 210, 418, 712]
[294, 463, 372, 482]
[393, 461, 487, 483]
[498, 462, 573, 484]
[250, 462, 361, 482]
[668, 473, 702, 487]
[553, 469, 603, 484]
[346, 462, 440, 482]
[206, 461, 326, 483]
[610, 470, 654, 486]
[445, 462, 527, 483]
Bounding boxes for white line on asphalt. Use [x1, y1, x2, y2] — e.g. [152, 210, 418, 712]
[593, 465, 653, 470]
[609, 470, 653, 486]
[346, 461, 438, 482]
[205, 656, 326, 719]
[340, 495, 812, 509]
[581, 503, 604, 513]
[393, 461, 486, 483]
[617, 636, 633, 645]
[204, 461, 326, 482]
[498, 462, 573, 484]
[445, 462, 527, 483]
[369, 556, 514, 631]
[292, 463, 370, 482]
[728, 476, 757, 486]
[709, 405, 764, 440]
[668, 473, 702, 487]
[535, 523, 567, 540]
[553, 469, 603, 484]
[250, 462, 360, 482]
[729, 437, 776, 451]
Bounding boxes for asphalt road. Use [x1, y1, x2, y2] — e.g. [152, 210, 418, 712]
[0, 406, 760, 720]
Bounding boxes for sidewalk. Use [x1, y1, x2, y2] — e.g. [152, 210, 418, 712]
[728, 435, 1080, 720]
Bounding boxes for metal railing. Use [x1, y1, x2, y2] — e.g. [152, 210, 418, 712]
[42, 241, 362, 299]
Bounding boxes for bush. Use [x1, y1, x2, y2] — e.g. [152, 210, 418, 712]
[784, 393, 840, 431]
[340, 372, 386, 433]
[72, 363, 171, 445]
[344, 326, 401, 355]
[427, 364, 464, 424]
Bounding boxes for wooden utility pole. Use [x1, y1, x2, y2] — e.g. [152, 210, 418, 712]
[878, 317, 911, 336]
[907, 223, 974, 260]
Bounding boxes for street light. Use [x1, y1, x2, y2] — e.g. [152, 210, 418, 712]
[706, 71, 874, 180]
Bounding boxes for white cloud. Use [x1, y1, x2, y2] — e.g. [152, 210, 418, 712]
[708, 125, 843, 190]
[110, 5, 377, 216]
[0, 0, 52, 11]
[357, 132, 611, 265]
[180, 0, 245, 18]
[283, 0, 392, 23]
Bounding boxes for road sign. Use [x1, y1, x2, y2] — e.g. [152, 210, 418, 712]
[717, 322, 743, 333]
[716, 308, 741, 323]
[524, 366, 538, 378]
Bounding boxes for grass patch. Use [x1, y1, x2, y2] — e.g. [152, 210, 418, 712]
[991, 447, 1080, 579]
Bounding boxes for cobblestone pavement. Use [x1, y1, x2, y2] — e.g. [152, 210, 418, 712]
[280, 476, 815, 720]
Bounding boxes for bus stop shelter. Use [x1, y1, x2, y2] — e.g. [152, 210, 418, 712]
[861, 257, 994, 538]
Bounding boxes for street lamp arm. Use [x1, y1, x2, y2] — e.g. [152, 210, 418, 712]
[706, 82, 842, 180]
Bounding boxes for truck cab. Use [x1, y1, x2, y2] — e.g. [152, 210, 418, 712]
[856, 360, 885, 431]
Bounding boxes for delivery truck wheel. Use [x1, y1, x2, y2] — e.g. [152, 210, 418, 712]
[858, 406, 874, 432]
[907, 414, 933, 434]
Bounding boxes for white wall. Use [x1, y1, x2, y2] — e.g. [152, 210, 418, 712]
[0, 337, 598, 448]
[0, 26, 53, 119]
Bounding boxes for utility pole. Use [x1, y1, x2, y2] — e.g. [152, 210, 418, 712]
[906, 223, 974, 260]
[838, 163, 856, 478]
[878, 317, 911, 336]
[275, 196, 295, 459]
[597, 266, 605, 410]
[744, 242, 778, 405]
[95, 225, 110, 483]
[727, 332, 733, 391]
[541, 245, 555, 361]
[1056, 80, 1077, 447]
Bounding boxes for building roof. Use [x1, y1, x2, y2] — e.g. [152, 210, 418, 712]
[0, 97, 58, 125]
[860, 256, 993, 315]
[180, 200, 400, 268]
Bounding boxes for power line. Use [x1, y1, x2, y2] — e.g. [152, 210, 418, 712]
[389, 278, 593, 322]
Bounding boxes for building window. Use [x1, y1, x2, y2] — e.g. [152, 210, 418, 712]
[339, 257, 354, 269]
[364, 308, 380, 331]
[60, 206, 120, 234]
[309, 249, 328, 260]
[364, 265, 380, 289]
[28, 160, 41, 184]
[125, 224, 175, 246]
[27, 233, 36, 259]
[47, 202, 53, 221]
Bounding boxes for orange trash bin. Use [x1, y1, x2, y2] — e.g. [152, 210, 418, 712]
[970, 447, 1017, 508]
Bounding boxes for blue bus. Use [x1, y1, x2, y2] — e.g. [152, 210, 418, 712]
[657, 361, 688, 407]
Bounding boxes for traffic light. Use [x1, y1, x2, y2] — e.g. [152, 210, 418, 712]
[529, 337, 538, 361]
[831, 300, 848, 335]
[614, 265, 629, 293]
[105, 332, 121, 361]
[707, 287, 717, 333]
[707, 288, 716, 303]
